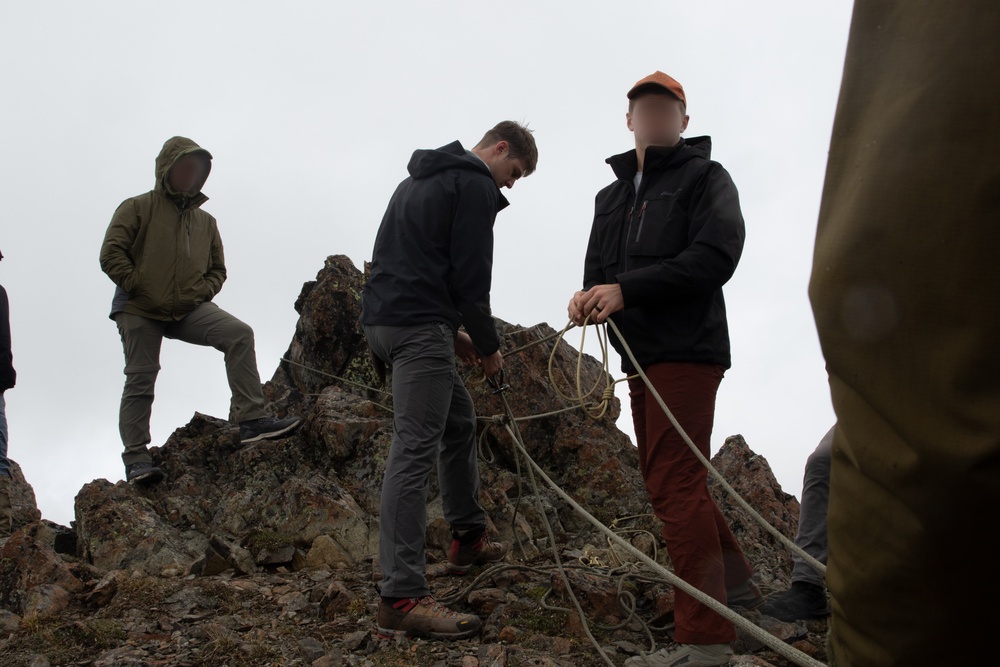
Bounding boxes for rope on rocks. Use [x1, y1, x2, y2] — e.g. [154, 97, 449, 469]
[279, 321, 829, 665]
[490, 318, 826, 579]
[493, 389, 827, 667]
[496, 388, 619, 667]
[601, 318, 827, 579]
[282, 322, 826, 576]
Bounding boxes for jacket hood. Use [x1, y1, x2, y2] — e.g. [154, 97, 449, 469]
[155, 136, 213, 200]
[607, 135, 712, 181]
[407, 141, 493, 181]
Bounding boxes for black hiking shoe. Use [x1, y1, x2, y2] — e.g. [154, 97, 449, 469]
[759, 581, 830, 621]
[126, 462, 165, 485]
[727, 578, 765, 610]
[239, 416, 303, 443]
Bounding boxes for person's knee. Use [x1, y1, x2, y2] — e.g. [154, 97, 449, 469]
[218, 318, 256, 349]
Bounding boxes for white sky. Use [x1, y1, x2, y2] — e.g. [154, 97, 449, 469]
[0, 1, 851, 527]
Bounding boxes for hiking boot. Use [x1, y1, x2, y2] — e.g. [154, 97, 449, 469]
[376, 596, 482, 640]
[727, 577, 764, 610]
[760, 581, 830, 621]
[125, 462, 165, 485]
[239, 415, 302, 443]
[447, 529, 508, 574]
[624, 643, 733, 667]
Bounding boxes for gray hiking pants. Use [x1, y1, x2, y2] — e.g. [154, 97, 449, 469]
[791, 425, 833, 587]
[364, 322, 485, 598]
[115, 302, 267, 466]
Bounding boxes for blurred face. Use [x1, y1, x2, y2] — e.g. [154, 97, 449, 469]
[627, 92, 690, 149]
[168, 153, 211, 194]
[481, 141, 528, 189]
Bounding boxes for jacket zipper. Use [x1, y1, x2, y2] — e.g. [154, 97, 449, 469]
[634, 200, 649, 243]
[622, 203, 635, 273]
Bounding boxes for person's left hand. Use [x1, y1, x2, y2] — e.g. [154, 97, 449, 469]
[455, 331, 479, 365]
[579, 284, 624, 324]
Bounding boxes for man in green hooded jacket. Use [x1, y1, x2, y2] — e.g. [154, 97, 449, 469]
[101, 136, 300, 485]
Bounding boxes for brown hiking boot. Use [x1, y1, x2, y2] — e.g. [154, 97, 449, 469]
[376, 596, 482, 640]
[447, 530, 508, 574]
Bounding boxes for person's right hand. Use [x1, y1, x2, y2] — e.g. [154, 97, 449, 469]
[480, 350, 504, 379]
[568, 290, 587, 326]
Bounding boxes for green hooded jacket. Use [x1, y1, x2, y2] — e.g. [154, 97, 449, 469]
[100, 136, 226, 321]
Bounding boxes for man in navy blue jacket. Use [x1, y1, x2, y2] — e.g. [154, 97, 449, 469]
[361, 121, 537, 640]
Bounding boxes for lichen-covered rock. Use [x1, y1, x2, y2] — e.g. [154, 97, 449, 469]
[0, 255, 824, 666]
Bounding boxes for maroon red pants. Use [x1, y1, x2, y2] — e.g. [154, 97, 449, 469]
[628, 362, 753, 644]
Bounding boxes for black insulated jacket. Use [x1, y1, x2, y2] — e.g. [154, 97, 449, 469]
[583, 136, 745, 372]
[361, 141, 508, 356]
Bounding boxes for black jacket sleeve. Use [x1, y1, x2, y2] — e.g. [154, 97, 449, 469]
[448, 174, 501, 356]
[582, 196, 605, 292]
[616, 163, 745, 307]
[0, 286, 15, 391]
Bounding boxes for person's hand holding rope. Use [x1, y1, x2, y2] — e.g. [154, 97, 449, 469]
[568, 284, 624, 326]
[457, 330, 505, 386]
[455, 331, 480, 366]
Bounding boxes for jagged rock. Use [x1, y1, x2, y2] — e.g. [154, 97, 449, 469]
[306, 534, 354, 570]
[0, 607, 21, 632]
[311, 651, 344, 667]
[0, 523, 88, 616]
[319, 579, 356, 620]
[5, 461, 42, 531]
[21, 583, 71, 617]
[710, 434, 800, 585]
[74, 479, 207, 574]
[0, 255, 827, 666]
[298, 636, 326, 661]
[84, 569, 125, 607]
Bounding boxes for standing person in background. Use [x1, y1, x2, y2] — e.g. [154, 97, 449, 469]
[100, 137, 301, 486]
[0, 249, 17, 537]
[760, 426, 832, 621]
[361, 121, 537, 640]
[569, 71, 756, 667]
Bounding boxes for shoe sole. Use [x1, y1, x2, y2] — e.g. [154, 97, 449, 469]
[761, 608, 831, 622]
[240, 419, 303, 444]
[128, 470, 165, 485]
[376, 624, 481, 641]
[445, 553, 506, 575]
[728, 597, 765, 611]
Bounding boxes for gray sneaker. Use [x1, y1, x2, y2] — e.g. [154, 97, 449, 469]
[239, 416, 302, 443]
[125, 462, 165, 485]
[624, 643, 733, 667]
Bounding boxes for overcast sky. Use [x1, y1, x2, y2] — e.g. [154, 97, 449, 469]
[1, 1, 851, 527]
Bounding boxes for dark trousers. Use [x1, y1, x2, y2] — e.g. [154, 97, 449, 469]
[364, 322, 485, 598]
[115, 301, 267, 466]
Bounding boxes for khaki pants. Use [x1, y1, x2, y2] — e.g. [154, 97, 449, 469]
[809, 2, 1000, 664]
[115, 301, 267, 466]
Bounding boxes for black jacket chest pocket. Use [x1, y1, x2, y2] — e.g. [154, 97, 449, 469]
[593, 197, 628, 269]
[628, 192, 689, 258]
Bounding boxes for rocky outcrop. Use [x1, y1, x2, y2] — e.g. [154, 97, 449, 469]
[0, 255, 824, 667]
[5, 461, 42, 530]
